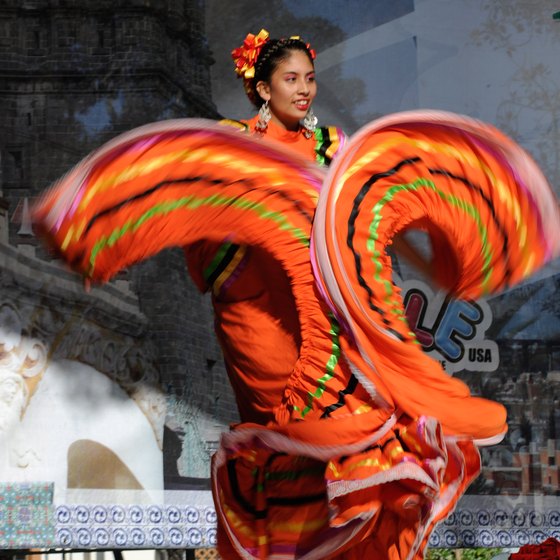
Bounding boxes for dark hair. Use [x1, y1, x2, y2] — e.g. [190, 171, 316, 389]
[250, 37, 315, 108]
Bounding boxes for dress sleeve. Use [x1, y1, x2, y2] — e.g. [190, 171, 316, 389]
[184, 241, 248, 296]
[314, 126, 347, 167]
[183, 118, 250, 293]
[217, 119, 250, 132]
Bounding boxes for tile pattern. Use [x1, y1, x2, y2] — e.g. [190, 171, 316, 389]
[0, 482, 54, 548]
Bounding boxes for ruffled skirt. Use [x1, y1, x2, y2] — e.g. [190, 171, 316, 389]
[212, 410, 480, 559]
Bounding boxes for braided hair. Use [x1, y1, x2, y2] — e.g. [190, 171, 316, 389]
[250, 38, 315, 107]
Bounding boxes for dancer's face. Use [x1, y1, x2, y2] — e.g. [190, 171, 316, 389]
[257, 50, 317, 132]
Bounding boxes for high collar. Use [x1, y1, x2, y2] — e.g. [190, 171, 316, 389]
[253, 116, 308, 142]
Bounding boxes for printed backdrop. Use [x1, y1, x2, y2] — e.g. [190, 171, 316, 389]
[0, 0, 559, 550]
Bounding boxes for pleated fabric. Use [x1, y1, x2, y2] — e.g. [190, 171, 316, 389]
[312, 110, 560, 443]
[32, 112, 560, 560]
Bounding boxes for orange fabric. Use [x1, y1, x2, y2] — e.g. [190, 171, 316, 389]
[241, 115, 320, 162]
[210, 247, 302, 424]
[31, 113, 560, 560]
[212, 414, 481, 559]
[183, 117, 326, 424]
[313, 119, 551, 440]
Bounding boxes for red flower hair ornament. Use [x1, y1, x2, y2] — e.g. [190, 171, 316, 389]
[231, 29, 316, 103]
[231, 28, 271, 81]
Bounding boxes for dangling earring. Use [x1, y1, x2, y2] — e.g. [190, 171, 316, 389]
[303, 107, 318, 138]
[255, 100, 271, 132]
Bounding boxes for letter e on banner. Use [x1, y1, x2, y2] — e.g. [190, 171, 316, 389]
[402, 279, 499, 375]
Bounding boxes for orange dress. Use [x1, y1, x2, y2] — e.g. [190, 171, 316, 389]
[32, 111, 560, 559]
[184, 116, 346, 425]
[185, 117, 483, 559]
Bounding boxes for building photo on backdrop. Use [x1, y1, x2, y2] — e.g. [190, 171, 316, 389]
[0, 0, 559, 553]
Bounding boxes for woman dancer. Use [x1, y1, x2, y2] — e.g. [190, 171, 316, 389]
[34, 28, 559, 560]
[185, 30, 346, 428]
[183, 30, 499, 559]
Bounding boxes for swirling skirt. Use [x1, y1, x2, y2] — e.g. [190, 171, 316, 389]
[212, 411, 480, 559]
